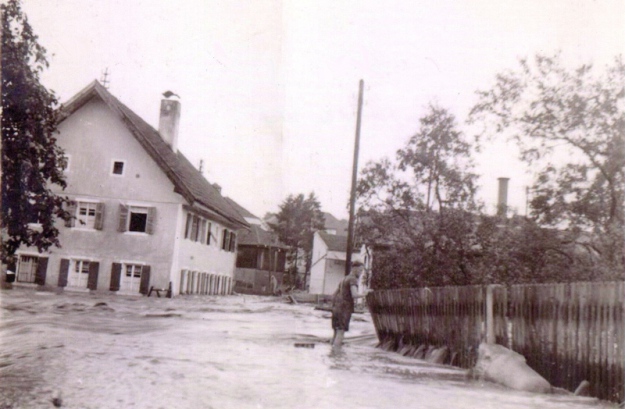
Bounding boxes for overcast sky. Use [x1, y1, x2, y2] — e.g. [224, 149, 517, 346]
[23, 0, 625, 220]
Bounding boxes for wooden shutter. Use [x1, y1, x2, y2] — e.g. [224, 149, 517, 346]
[184, 213, 192, 239]
[110, 263, 122, 291]
[94, 203, 105, 230]
[146, 207, 156, 234]
[229, 233, 236, 252]
[65, 201, 77, 228]
[57, 258, 69, 287]
[206, 222, 212, 245]
[87, 261, 99, 290]
[35, 257, 49, 285]
[139, 266, 151, 295]
[118, 204, 129, 232]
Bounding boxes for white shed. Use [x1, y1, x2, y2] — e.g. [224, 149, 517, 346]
[308, 231, 371, 295]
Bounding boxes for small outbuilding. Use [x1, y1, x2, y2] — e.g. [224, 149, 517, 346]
[308, 231, 371, 295]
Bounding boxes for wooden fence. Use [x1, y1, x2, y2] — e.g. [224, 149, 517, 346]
[366, 281, 624, 403]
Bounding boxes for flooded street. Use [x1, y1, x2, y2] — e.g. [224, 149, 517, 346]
[0, 287, 618, 409]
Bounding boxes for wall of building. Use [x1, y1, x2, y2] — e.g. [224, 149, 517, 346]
[17, 99, 181, 295]
[321, 258, 347, 295]
[308, 233, 327, 294]
[176, 210, 237, 295]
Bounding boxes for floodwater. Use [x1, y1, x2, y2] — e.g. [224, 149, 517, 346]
[0, 287, 619, 409]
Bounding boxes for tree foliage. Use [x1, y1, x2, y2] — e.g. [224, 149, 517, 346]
[469, 53, 625, 276]
[269, 192, 325, 287]
[1, 0, 70, 260]
[357, 104, 483, 289]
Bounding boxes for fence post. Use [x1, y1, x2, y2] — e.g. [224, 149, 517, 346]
[486, 285, 495, 344]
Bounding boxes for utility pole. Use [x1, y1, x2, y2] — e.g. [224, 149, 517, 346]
[345, 80, 364, 275]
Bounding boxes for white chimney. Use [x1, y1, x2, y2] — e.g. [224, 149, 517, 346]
[158, 95, 181, 151]
[497, 177, 510, 217]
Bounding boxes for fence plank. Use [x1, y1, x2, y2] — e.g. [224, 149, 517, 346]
[367, 281, 624, 403]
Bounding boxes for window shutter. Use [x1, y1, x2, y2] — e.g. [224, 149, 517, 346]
[35, 257, 49, 285]
[118, 204, 129, 232]
[65, 202, 77, 228]
[94, 203, 105, 230]
[139, 266, 151, 295]
[88, 261, 100, 290]
[57, 258, 69, 287]
[110, 263, 122, 291]
[230, 233, 236, 252]
[146, 207, 156, 234]
[206, 222, 212, 245]
[184, 213, 192, 239]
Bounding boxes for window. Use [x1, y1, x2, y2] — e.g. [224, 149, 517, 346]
[118, 204, 155, 234]
[190, 215, 199, 241]
[66, 201, 104, 230]
[17, 255, 39, 283]
[112, 160, 125, 175]
[229, 233, 236, 252]
[69, 259, 90, 288]
[184, 212, 216, 245]
[123, 264, 143, 293]
[206, 222, 212, 245]
[222, 229, 230, 251]
[78, 202, 97, 229]
[129, 207, 148, 232]
[197, 219, 205, 244]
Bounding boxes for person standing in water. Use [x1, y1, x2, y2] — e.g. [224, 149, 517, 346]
[331, 260, 369, 348]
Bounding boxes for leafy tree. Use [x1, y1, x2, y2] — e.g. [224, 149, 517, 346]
[1, 0, 70, 261]
[357, 103, 482, 289]
[269, 193, 325, 288]
[472, 216, 582, 284]
[469, 53, 625, 278]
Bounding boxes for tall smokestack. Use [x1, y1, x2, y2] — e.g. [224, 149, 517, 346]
[158, 93, 181, 152]
[497, 177, 510, 217]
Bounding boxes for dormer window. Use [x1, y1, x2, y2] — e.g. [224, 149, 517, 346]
[112, 160, 125, 176]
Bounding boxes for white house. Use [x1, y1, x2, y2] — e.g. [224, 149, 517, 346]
[12, 80, 249, 296]
[308, 231, 371, 295]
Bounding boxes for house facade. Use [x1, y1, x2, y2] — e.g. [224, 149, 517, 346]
[308, 231, 371, 295]
[224, 199, 287, 295]
[13, 81, 249, 297]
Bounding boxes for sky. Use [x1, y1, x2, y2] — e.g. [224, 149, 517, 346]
[21, 0, 625, 220]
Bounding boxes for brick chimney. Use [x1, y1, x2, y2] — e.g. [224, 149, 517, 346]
[158, 95, 181, 151]
[497, 177, 509, 217]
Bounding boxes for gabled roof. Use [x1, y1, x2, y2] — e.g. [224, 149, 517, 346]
[224, 197, 258, 220]
[318, 231, 358, 252]
[58, 80, 248, 229]
[322, 212, 348, 234]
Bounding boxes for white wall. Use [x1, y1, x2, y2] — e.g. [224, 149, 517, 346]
[308, 232, 327, 294]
